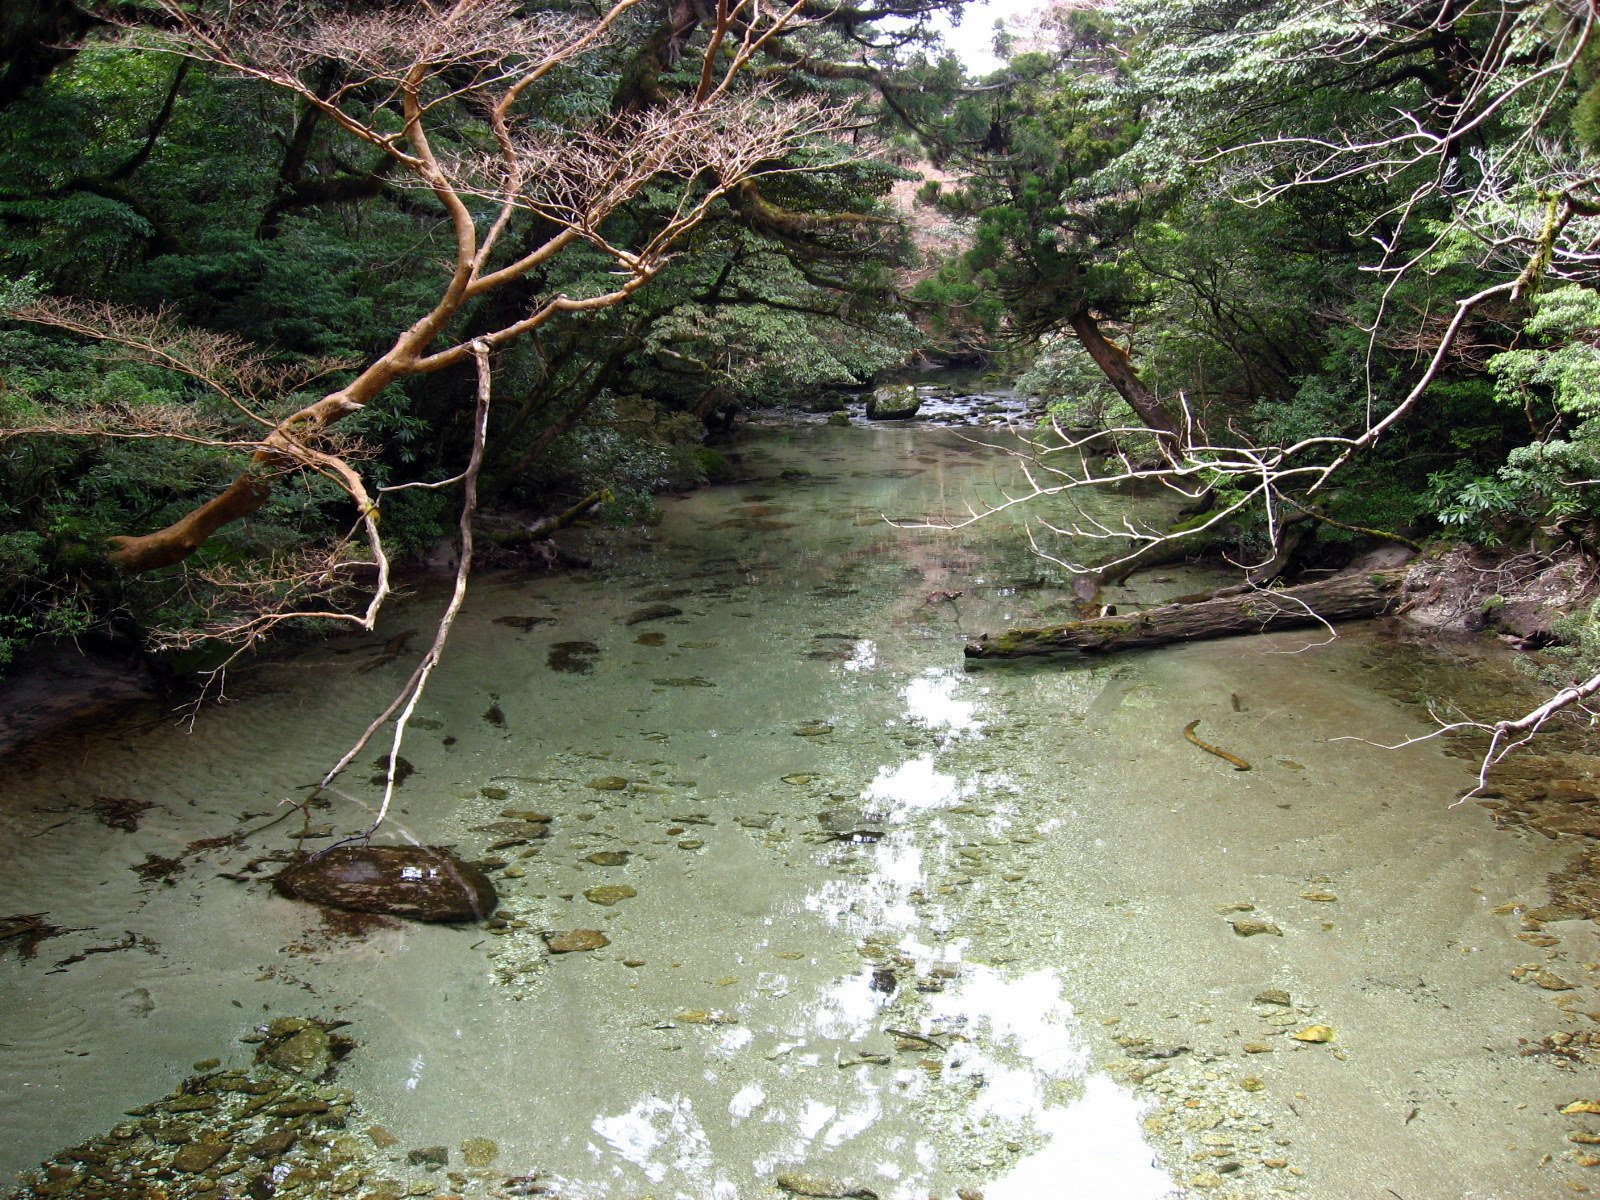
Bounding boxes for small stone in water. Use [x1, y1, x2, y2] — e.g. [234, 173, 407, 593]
[1299, 889, 1338, 902]
[1563, 1101, 1600, 1115]
[676, 1009, 738, 1025]
[407, 1146, 449, 1167]
[584, 885, 637, 906]
[587, 851, 630, 865]
[589, 776, 629, 791]
[794, 723, 834, 737]
[1231, 919, 1282, 937]
[1532, 969, 1576, 991]
[774, 1170, 878, 1198]
[782, 774, 815, 785]
[481, 786, 510, 801]
[678, 838, 705, 850]
[461, 1137, 499, 1168]
[171, 1144, 229, 1173]
[1254, 989, 1292, 1006]
[543, 929, 609, 953]
[1291, 1025, 1336, 1043]
[624, 603, 683, 625]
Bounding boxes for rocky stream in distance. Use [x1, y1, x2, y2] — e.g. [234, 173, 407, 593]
[2, 386, 1600, 1200]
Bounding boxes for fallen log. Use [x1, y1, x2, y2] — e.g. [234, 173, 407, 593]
[964, 568, 1408, 659]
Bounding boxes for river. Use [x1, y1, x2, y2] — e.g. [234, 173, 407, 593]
[2, 410, 1597, 1200]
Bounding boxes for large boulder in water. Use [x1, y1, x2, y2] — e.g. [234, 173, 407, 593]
[865, 384, 920, 421]
[274, 845, 498, 923]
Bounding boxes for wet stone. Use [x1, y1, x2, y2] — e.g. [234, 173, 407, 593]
[586, 851, 630, 866]
[588, 776, 629, 791]
[249, 1130, 297, 1158]
[624, 603, 684, 625]
[774, 1170, 879, 1198]
[494, 615, 554, 630]
[171, 1143, 230, 1173]
[818, 807, 886, 842]
[260, 1020, 333, 1080]
[584, 885, 636, 906]
[1254, 989, 1292, 1006]
[461, 1138, 499, 1168]
[275, 846, 498, 924]
[367, 755, 415, 786]
[1291, 1025, 1336, 1043]
[407, 1146, 449, 1167]
[548, 641, 601, 674]
[1231, 919, 1283, 937]
[543, 929, 610, 953]
[675, 1010, 738, 1025]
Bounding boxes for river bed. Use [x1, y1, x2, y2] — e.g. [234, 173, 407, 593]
[2, 417, 1598, 1200]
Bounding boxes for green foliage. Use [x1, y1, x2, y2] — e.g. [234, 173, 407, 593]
[1490, 286, 1600, 418]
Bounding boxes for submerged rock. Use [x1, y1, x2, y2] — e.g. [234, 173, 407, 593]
[1231, 918, 1282, 937]
[775, 1171, 880, 1198]
[624, 603, 684, 626]
[817, 807, 887, 842]
[259, 1018, 334, 1079]
[461, 1137, 499, 1168]
[274, 846, 498, 923]
[548, 640, 601, 674]
[543, 929, 609, 953]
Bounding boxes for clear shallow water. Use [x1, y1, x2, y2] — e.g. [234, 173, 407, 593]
[1, 420, 1597, 1199]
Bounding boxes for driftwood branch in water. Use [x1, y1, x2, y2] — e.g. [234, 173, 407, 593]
[482, 489, 606, 547]
[964, 569, 1408, 659]
[1184, 720, 1250, 770]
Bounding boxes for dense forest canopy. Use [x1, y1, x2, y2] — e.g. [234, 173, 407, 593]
[3, 0, 1600, 747]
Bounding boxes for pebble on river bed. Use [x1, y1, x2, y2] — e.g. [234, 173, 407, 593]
[1231, 918, 1283, 937]
[461, 1137, 499, 1167]
[584, 885, 637, 906]
[543, 929, 610, 953]
[623, 603, 684, 625]
[774, 1170, 879, 1198]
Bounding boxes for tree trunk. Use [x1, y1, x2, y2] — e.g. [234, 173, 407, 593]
[964, 568, 1407, 659]
[1067, 310, 1181, 462]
